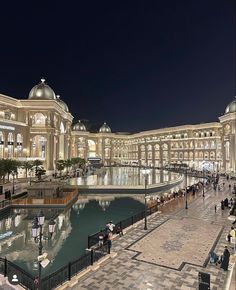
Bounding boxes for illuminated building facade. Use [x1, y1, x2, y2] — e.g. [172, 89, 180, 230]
[0, 79, 235, 173]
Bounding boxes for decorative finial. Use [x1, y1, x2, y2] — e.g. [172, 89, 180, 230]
[57, 95, 60, 99]
[41, 78, 46, 83]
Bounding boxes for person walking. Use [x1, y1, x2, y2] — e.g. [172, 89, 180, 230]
[107, 231, 113, 254]
[98, 230, 104, 246]
[106, 221, 115, 233]
[221, 200, 225, 210]
[214, 204, 217, 213]
[220, 246, 230, 271]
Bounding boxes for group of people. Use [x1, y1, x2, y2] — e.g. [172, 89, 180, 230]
[210, 226, 235, 271]
[210, 246, 231, 271]
[98, 221, 124, 252]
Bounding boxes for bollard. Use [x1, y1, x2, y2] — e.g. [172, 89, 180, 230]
[68, 262, 71, 280]
[90, 249, 94, 265]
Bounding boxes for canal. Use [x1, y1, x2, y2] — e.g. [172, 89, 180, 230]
[0, 196, 145, 277]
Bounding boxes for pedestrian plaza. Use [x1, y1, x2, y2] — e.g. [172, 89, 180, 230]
[61, 178, 235, 290]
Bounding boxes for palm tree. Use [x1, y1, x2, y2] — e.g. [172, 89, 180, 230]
[21, 161, 34, 178]
[32, 159, 45, 180]
[0, 159, 6, 183]
[64, 159, 72, 175]
[56, 160, 65, 177]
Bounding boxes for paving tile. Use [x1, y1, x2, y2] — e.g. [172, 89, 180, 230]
[65, 179, 235, 290]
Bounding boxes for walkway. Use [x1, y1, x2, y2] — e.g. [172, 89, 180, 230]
[62, 179, 236, 290]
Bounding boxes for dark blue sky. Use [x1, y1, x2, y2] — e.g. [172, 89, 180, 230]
[0, 0, 235, 132]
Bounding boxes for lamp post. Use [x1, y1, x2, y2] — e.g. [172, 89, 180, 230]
[31, 211, 56, 290]
[141, 168, 150, 230]
[12, 172, 15, 196]
[185, 167, 188, 209]
[29, 169, 32, 186]
[202, 168, 205, 197]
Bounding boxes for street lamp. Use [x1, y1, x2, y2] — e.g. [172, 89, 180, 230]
[185, 167, 188, 209]
[12, 172, 15, 196]
[29, 169, 32, 186]
[31, 211, 56, 289]
[202, 168, 205, 197]
[141, 168, 150, 230]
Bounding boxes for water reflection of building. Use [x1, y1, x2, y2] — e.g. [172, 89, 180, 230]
[0, 208, 72, 270]
[0, 80, 235, 173]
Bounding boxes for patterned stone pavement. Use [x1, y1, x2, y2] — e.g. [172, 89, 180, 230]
[61, 178, 235, 290]
[128, 217, 222, 270]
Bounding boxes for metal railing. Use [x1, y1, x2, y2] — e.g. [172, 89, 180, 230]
[0, 257, 35, 290]
[0, 242, 109, 290]
[87, 203, 159, 249]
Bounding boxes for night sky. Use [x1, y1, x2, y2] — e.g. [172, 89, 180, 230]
[0, 0, 235, 132]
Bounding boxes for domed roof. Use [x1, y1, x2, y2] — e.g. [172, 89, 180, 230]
[225, 98, 236, 114]
[56, 95, 69, 112]
[99, 122, 111, 133]
[72, 120, 86, 131]
[28, 78, 56, 100]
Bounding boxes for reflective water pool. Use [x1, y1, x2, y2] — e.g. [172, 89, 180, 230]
[69, 167, 180, 186]
[0, 197, 145, 277]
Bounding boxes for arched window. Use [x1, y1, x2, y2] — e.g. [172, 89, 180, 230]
[210, 151, 215, 160]
[154, 144, 160, 150]
[78, 147, 85, 158]
[105, 138, 110, 145]
[16, 134, 23, 157]
[7, 133, 14, 158]
[60, 122, 65, 133]
[0, 131, 4, 158]
[199, 151, 203, 159]
[32, 135, 46, 159]
[34, 113, 46, 125]
[204, 152, 209, 160]
[87, 139, 96, 158]
[105, 148, 110, 158]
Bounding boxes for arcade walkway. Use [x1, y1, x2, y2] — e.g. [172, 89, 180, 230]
[62, 179, 236, 290]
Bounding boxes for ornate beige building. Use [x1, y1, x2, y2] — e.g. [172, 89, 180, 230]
[0, 79, 235, 174]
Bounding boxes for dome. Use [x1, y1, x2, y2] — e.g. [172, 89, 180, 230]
[225, 98, 236, 114]
[56, 95, 69, 112]
[28, 79, 56, 100]
[72, 120, 86, 131]
[99, 122, 111, 133]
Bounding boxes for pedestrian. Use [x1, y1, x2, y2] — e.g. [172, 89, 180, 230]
[107, 231, 113, 254]
[106, 221, 115, 233]
[220, 246, 230, 271]
[221, 200, 225, 210]
[229, 226, 236, 241]
[116, 225, 123, 237]
[98, 230, 104, 246]
[224, 198, 229, 208]
[214, 204, 217, 213]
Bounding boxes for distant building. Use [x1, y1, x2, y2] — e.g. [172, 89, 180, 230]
[0, 79, 235, 174]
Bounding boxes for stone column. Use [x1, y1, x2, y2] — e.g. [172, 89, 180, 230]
[47, 133, 54, 171]
[152, 144, 155, 167]
[160, 143, 163, 168]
